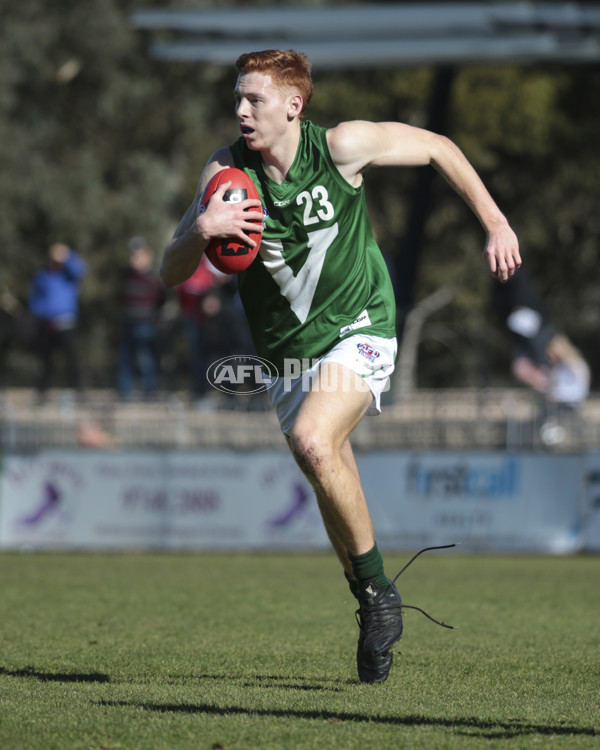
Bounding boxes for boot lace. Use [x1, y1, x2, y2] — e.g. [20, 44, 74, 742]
[391, 543, 457, 629]
[355, 544, 458, 632]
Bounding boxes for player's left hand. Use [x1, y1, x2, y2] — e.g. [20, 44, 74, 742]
[484, 224, 521, 282]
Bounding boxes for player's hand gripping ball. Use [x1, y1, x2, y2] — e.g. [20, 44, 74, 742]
[200, 168, 263, 274]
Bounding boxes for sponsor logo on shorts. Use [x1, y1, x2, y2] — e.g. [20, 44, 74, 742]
[356, 342, 381, 363]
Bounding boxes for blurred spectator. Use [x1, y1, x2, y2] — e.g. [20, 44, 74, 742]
[491, 269, 556, 388]
[175, 255, 222, 403]
[117, 237, 166, 400]
[0, 288, 23, 388]
[28, 243, 87, 404]
[200, 276, 263, 406]
[492, 270, 590, 445]
[545, 334, 590, 409]
[540, 333, 590, 445]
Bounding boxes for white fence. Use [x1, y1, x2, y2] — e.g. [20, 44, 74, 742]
[2, 388, 600, 452]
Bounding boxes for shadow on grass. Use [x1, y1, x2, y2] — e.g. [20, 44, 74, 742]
[0, 666, 110, 683]
[195, 672, 343, 692]
[97, 699, 598, 740]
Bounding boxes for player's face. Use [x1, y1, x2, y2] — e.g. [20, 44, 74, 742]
[234, 72, 293, 151]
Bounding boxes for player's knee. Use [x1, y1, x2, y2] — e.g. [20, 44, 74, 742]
[289, 423, 332, 483]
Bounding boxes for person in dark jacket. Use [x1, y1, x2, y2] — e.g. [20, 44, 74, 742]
[116, 237, 166, 400]
[28, 242, 87, 403]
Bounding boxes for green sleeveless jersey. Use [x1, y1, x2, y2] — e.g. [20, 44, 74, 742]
[230, 120, 396, 371]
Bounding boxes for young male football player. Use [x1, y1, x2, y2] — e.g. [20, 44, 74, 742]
[160, 49, 521, 683]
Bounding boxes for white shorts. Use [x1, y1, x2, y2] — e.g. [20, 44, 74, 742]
[268, 334, 397, 436]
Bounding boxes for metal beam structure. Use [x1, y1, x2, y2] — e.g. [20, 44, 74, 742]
[130, 2, 600, 68]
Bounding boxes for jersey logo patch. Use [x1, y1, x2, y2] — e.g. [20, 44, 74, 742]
[339, 309, 371, 337]
[357, 342, 381, 363]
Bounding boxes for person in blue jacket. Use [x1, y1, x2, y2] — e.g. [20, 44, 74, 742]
[28, 242, 87, 403]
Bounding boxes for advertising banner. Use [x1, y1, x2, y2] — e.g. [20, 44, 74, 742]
[0, 449, 587, 553]
[0, 450, 327, 550]
[582, 452, 600, 551]
[363, 452, 585, 554]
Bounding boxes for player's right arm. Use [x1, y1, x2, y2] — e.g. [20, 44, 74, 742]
[159, 148, 262, 288]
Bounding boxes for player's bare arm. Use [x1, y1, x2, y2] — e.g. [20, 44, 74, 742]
[328, 120, 521, 282]
[160, 148, 263, 287]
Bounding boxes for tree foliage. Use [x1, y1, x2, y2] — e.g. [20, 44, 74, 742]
[1, 0, 598, 388]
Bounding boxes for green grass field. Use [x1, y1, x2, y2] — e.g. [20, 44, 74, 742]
[0, 551, 598, 749]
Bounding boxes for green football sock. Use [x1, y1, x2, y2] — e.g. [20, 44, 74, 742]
[348, 543, 388, 590]
[344, 570, 360, 598]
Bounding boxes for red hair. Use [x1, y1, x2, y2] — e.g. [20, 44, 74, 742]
[235, 49, 313, 114]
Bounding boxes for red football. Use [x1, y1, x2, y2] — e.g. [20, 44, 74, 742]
[200, 168, 263, 275]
